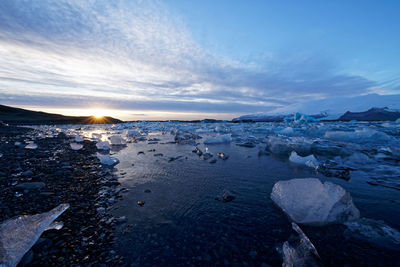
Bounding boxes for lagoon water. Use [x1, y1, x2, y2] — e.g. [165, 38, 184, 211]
[67, 121, 400, 266]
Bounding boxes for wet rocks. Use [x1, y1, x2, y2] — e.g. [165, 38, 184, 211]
[16, 182, 46, 190]
[215, 190, 235, 202]
[138, 201, 145, 206]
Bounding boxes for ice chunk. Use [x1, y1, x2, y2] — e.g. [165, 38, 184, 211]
[96, 153, 120, 166]
[74, 135, 84, 142]
[396, 118, 400, 123]
[174, 131, 201, 145]
[24, 142, 37, 150]
[70, 143, 83, 151]
[289, 151, 319, 168]
[285, 112, 320, 123]
[204, 134, 231, 144]
[108, 135, 126, 146]
[96, 141, 110, 150]
[277, 127, 294, 135]
[0, 204, 69, 267]
[281, 222, 322, 267]
[271, 178, 360, 225]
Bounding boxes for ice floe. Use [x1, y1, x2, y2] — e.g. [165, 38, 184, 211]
[271, 178, 360, 225]
[70, 143, 83, 150]
[204, 134, 231, 144]
[96, 141, 111, 150]
[289, 151, 319, 168]
[25, 142, 38, 150]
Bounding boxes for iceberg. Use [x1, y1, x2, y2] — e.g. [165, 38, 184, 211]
[285, 112, 320, 123]
[289, 151, 319, 168]
[70, 143, 83, 151]
[0, 204, 69, 267]
[324, 128, 391, 143]
[271, 178, 360, 225]
[204, 134, 231, 144]
[96, 141, 110, 150]
[96, 153, 120, 166]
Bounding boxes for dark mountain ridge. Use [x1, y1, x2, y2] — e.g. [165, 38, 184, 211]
[0, 105, 123, 125]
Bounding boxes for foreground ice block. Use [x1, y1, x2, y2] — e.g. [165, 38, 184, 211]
[96, 141, 111, 150]
[70, 143, 83, 151]
[271, 178, 360, 225]
[0, 204, 69, 267]
[108, 135, 126, 146]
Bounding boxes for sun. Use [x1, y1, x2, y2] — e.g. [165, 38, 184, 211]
[89, 109, 108, 119]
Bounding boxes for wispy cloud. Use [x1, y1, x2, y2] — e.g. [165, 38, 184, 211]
[0, 0, 382, 117]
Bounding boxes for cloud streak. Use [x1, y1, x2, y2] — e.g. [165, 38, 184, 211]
[0, 0, 384, 118]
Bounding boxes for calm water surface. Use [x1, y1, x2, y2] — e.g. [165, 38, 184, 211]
[106, 131, 400, 266]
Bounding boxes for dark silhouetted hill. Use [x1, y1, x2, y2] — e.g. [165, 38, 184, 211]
[0, 105, 123, 125]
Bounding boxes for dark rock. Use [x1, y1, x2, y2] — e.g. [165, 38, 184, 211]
[137, 201, 145, 206]
[16, 182, 45, 190]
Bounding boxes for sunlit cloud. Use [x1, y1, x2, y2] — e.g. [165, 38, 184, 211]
[0, 0, 389, 119]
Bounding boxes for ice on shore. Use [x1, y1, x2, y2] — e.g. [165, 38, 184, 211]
[70, 143, 83, 150]
[96, 141, 111, 150]
[25, 142, 38, 150]
[281, 222, 321, 267]
[96, 153, 120, 166]
[108, 135, 126, 146]
[271, 178, 360, 225]
[0, 204, 69, 267]
[289, 151, 319, 168]
[204, 134, 231, 144]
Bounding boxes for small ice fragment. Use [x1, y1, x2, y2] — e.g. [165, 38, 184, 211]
[25, 142, 37, 150]
[70, 143, 83, 150]
[108, 135, 126, 146]
[289, 151, 319, 168]
[0, 204, 69, 267]
[271, 178, 360, 225]
[96, 153, 119, 166]
[96, 141, 110, 150]
[74, 135, 84, 142]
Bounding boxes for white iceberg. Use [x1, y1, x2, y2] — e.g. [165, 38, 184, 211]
[0, 204, 69, 267]
[70, 143, 83, 151]
[96, 141, 110, 150]
[108, 135, 126, 146]
[271, 178, 360, 225]
[324, 128, 391, 143]
[204, 134, 232, 144]
[289, 151, 319, 168]
[96, 153, 119, 166]
[25, 142, 37, 150]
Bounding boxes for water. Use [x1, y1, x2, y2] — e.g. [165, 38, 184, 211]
[53, 121, 400, 266]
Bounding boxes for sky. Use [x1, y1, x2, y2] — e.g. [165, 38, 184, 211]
[0, 0, 399, 120]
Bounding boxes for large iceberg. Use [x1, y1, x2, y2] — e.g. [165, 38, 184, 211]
[0, 204, 69, 267]
[271, 178, 360, 225]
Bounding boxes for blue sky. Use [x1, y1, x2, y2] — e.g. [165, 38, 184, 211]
[0, 0, 399, 120]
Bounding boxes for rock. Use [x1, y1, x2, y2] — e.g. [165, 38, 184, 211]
[137, 201, 145, 206]
[217, 152, 229, 160]
[215, 190, 235, 202]
[21, 170, 34, 177]
[144, 189, 151, 193]
[209, 159, 217, 164]
[16, 182, 46, 190]
[236, 142, 256, 148]
[270, 178, 360, 225]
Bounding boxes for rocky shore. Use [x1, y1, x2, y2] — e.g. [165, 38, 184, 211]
[0, 126, 124, 266]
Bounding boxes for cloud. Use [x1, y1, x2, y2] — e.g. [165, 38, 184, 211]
[0, 0, 382, 116]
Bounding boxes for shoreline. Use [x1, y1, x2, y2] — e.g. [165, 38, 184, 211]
[0, 126, 124, 265]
